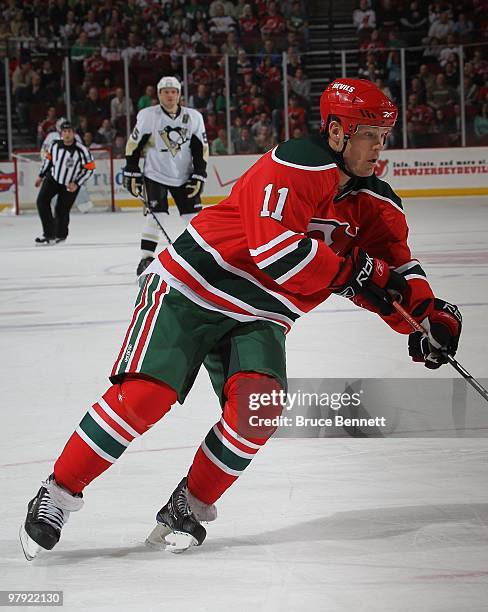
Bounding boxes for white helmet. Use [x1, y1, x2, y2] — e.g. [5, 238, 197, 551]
[56, 117, 67, 132]
[157, 76, 181, 92]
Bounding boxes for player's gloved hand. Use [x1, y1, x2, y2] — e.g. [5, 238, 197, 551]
[184, 175, 204, 199]
[123, 165, 143, 198]
[330, 247, 407, 315]
[408, 298, 462, 369]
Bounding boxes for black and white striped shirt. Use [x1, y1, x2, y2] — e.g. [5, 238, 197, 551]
[39, 140, 95, 187]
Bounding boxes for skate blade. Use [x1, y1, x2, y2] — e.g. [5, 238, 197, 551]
[19, 524, 42, 561]
[145, 523, 198, 554]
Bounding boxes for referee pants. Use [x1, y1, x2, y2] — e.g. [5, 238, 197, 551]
[37, 176, 80, 240]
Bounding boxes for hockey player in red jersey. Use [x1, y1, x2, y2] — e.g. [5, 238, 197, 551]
[20, 79, 462, 558]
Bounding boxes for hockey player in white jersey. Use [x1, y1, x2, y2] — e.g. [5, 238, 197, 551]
[123, 76, 209, 275]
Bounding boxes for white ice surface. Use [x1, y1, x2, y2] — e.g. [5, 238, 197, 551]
[1, 198, 487, 612]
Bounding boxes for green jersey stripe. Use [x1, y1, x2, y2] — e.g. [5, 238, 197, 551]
[204, 428, 253, 472]
[172, 230, 300, 323]
[79, 412, 127, 459]
[261, 239, 313, 280]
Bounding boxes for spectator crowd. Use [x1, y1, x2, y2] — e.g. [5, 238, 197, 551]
[3, 0, 311, 156]
[352, 0, 488, 146]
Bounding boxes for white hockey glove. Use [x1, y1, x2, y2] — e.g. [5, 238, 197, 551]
[184, 175, 204, 199]
[123, 165, 143, 198]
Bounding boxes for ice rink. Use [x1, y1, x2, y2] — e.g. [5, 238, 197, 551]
[1, 197, 487, 612]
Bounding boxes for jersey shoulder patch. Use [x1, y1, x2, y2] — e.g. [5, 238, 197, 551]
[357, 174, 403, 211]
[273, 135, 337, 170]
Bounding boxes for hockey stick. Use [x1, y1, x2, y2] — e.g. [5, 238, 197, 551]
[390, 298, 488, 403]
[137, 185, 172, 245]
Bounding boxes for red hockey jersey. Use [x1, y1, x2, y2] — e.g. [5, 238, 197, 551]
[152, 135, 433, 334]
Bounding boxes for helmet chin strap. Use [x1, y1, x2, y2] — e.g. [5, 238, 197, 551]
[325, 134, 356, 178]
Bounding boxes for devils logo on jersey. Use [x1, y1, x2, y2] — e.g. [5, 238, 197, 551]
[307, 218, 359, 255]
[159, 126, 189, 157]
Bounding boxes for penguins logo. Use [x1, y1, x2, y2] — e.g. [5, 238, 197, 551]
[307, 219, 359, 254]
[159, 127, 189, 157]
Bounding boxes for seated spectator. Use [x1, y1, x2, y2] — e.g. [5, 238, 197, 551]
[439, 34, 459, 67]
[353, 0, 376, 33]
[40, 60, 58, 92]
[189, 83, 212, 114]
[211, 128, 228, 155]
[234, 126, 258, 153]
[443, 61, 459, 88]
[255, 124, 277, 153]
[286, 46, 305, 76]
[112, 133, 126, 158]
[288, 67, 311, 107]
[256, 38, 282, 67]
[110, 87, 134, 127]
[59, 10, 78, 42]
[426, 11, 452, 43]
[418, 64, 436, 98]
[209, 3, 236, 34]
[358, 60, 384, 82]
[408, 77, 427, 105]
[233, 0, 248, 20]
[250, 111, 273, 138]
[80, 86, 108, 118]
[186, 0, 208, 23]
[376, 0, 398, 31]
[360, 29, 386, 56]
[260, 2, 286, 38]
[12, 60, 36, 102]
[286, 1, 309, 47]
[236, 48, 253, 80]
[221, 31, 240, 55]
[430, 108, 450, 146]
[287, 94, 307, 133]
[17, 72, 50, 128]
[194, 30, 212, 54]
[474, 103, 488, 143]
[101, 38, 122, 63]
[121, 33, 147, 63]
[205, 111, 220, 142]
[463, 76, 479, 106]
[386, 50, 401, 95]
[83, 131, 98, 149]
[399, 1, 428, 43]
[84, 51, 110, 75]
[471, 51, 488, 81]
[428, 72, 458, 110]
[94, 118, 116, 145]
[71, 32, 96, 63]
[137, 85, 156, 111]
[37, 106, 57, 146]
[453, 13, 474, 42]
[256, 56, 282, 104]
[406, 93, 433, 147]
[209, 0, 233, 18]
[83, 10, 102, 39]
[189, 57, 212, 89]
[239, 4, 259, 49]
[76, 115, 89, 139]
[230, 116, 243, 143]
[422, 36, 442, 62]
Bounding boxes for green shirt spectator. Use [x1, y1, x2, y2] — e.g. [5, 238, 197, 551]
[211, 128, 228, 155]
[137, 85, 156, 110]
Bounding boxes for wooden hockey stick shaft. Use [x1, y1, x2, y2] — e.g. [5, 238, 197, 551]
[391, 299, 488, 402]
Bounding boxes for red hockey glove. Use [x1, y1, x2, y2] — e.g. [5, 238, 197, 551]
[330, 247, 408, 315]
[408, 298, 462, 369]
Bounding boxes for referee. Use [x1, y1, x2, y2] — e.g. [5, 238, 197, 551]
[35, 121, 95, 245]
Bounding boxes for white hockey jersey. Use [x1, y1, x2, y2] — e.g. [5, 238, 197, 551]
[125, 105, 208, 187]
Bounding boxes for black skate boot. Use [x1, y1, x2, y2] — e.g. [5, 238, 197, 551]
[146, 478, 216, 553]
[136, 256, 154, 276]
[19, 474, 83, 561]
[35, 236, 55, 246]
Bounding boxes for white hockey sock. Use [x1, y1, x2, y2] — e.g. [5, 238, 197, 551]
[140, 212, 169, 258]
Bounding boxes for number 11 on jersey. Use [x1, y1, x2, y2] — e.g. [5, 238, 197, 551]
[260, 183, 289, 222]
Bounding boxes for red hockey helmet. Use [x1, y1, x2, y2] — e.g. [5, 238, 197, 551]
[320, 78, 397, 137]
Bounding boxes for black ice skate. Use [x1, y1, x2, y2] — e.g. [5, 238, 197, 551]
[19, 474, 83, 561]
[35, 236, 55, 246]
[136, 256, 154, 276]
[146, 477, 216, 553]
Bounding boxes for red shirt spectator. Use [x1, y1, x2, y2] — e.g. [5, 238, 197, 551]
[260, 2, 286, 36]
